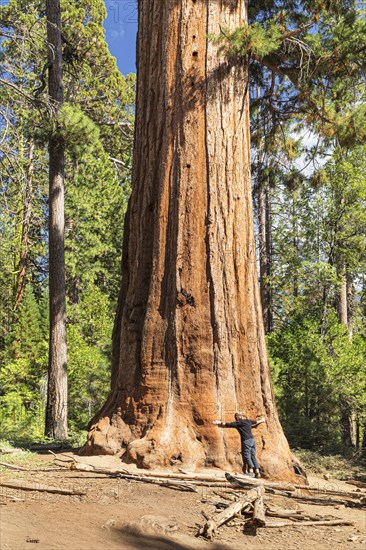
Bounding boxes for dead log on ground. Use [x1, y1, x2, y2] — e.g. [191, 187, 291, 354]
[263, 519, 355, 528]
[114, 472, 198, 492]
[226, 474, 365, 508]
[265, 508, 341, 522]
[0, 479, 86, 495]
[199, 486, 264, 539]
[285, 493, 365, 508]
[0, 462, 29, 471]
[346, 480, 366, 489]
[225, 472, 296, 492]
[0, 462, 64, 472]
[0, 493, 25, 502]
[253, 494, 266, 527]
[0, 448, 24, 454]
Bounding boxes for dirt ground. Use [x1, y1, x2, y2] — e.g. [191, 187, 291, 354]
[1, 452, 365, 550]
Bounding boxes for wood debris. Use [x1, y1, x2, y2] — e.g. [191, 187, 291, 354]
[0, 479, 86, 496]
[40, 455, 362, 538]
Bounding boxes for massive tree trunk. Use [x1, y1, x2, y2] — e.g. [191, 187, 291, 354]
[84, 0, 301, 481]
[45, 0, 68, 439]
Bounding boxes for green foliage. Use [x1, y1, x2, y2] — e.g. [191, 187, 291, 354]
[268, 315, 366, 450]
[212, 21, 282, 59]
[0, 0, 134, 440]
[57, 104, 100, 157]
[294, 449, 366, 480]
[25, 104, 101, 158]
[0, 286, 48, 440]
[67, 286, 112, 430]
[65, 142, 130, 304]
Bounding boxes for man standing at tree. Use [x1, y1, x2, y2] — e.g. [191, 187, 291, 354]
[213, 412, 266, 478]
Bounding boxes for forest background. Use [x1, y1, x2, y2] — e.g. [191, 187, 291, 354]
[0, 1, 365, 462]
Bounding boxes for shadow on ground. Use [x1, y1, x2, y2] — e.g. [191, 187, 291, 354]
[116, 525, 232, 550]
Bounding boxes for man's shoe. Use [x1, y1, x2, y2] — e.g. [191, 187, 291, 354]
[254, 469, 261, 478]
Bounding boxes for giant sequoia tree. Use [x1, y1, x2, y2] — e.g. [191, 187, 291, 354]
[84, 0, 302, 480]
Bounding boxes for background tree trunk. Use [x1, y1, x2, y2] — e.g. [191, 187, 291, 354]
[84, 0, 301, 481]
[45, 0, 68, 439]
[258, 157, 272, 334]
[14, 139, 34, 310]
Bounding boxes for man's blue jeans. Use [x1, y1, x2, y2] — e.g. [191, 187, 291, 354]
[242, 438, 260, 469]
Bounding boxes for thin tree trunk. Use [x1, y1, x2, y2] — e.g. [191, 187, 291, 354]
[256, 87, 272, 334]
[362, 422, 366, 457]
[45, 0, 68, 439]
[341, 406, 356, 448]
[338, 266, 348, 327]
[292, 192, 298, 298]
[258, 160, 272, 333]
[338, 266, 356, 448]
[356, 416, 360, 449]
[84, 0, 300, 481]
[14, 140, 34, 309]
[265, 177, 273, 331]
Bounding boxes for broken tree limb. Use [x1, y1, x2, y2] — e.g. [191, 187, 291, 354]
[265, 508, 340, 521]
[199, 486, 264, 539]
[0, 462, 64, 473]
[140, 470, 227, 482]
[253, 494, 266, 527]
[126, 475, 198, 492]
[0, 462, 30, 471]
[0, 448, 24, 455]
[346, 480, 366, 489]
[285, 493, 365, 509]
[226, 474, 365, 507]
[0, 479, 86, 495]
[225, 472, 362, 499]
[0, 493, 25, 502]
[263, 519, 355, 528]
[48, 450, 77, 463]
[225, 472, 296, 492]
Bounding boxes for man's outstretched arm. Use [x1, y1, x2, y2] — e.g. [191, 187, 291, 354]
[253, 417, 266, 427]
[212, 420, 238, 427]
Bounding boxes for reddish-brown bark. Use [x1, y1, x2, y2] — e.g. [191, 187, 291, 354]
[84, 0, 303, 482]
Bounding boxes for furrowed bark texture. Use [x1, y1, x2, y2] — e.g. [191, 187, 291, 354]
[45, 0, 68, 439]
[85, 0, 300, 481]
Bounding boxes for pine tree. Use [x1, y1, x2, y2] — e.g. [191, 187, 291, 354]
[0, 0, 134, 438]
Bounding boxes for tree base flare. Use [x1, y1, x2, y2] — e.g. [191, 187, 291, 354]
[81, 414, 306, 484]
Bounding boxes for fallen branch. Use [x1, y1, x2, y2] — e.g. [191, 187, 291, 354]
[285, 493, 365, 508]
[225, 474, 365, 508]
[0, 462, 64, 473]
[0, 448, 24, 455]
[0, 480, 86, 496]
[119, 474, 198, 492]
[263, 519, 355, 528]
[48, 450, 76, 463]
[0, 493, 25, 502]
[253, 494, 266, 527]
[0, 462, 29, 471]
[265, 508, 340, 522]
[346, 480, 366, 489]
[199, 486, 264, 539]
[225, 472, 296, 492]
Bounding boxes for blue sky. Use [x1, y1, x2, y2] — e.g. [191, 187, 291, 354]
[103, 0, 137, 75]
